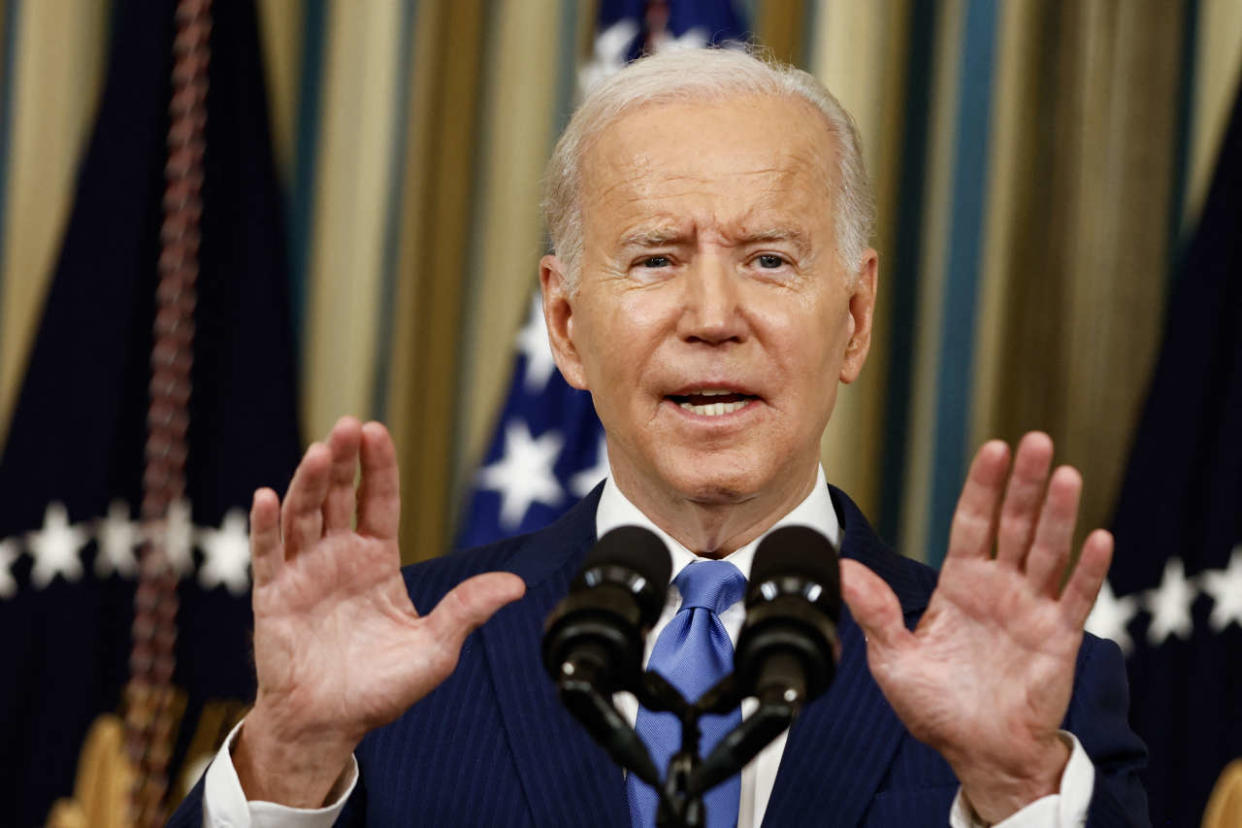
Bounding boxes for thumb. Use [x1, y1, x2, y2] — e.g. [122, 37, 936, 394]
[426, 572, 526, 652]
[840, 560, 909, 654]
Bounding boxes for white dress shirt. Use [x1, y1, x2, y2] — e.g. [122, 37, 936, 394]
[202, 468, 1093, 826]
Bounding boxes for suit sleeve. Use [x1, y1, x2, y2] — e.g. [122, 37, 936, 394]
[166, 775, 207, 828]
[1065, 634, 1149, 827]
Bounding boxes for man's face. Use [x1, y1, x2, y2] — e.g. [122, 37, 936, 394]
[543, 94, 876, 516]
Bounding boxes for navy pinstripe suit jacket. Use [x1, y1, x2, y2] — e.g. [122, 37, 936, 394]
[172, 484, 1148, 826]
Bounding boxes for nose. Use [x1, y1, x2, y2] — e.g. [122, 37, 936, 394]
[677, 252, 747, 345]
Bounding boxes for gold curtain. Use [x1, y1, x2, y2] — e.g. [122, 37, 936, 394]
[0, 0, 109, 437]
[970, 1, 1186, 554]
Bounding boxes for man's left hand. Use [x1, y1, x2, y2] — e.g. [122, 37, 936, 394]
[840, 432, 1112, 823]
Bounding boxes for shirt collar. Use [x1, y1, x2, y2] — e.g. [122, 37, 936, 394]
[595, 466, 842, 583]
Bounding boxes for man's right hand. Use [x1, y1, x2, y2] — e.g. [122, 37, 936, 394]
[233, 417, 526, 807]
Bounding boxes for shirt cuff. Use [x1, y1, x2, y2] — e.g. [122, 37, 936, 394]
[202, 717, 359, 828]
[948, 731, 1094, 828]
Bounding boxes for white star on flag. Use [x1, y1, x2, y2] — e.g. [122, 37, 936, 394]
[516, 296, 558, 394]
[1202, 545, 1242, 632]
[1086, 579, 1139, 655]
[198, 508, 251, 595]
[478, 421, 564, 530]
[95, 500, 139, 578]
[578, 19, 640, 96]
[648, 27, 710, 55]
[0, 539, 18, 599]
[27, 502, 88, 588]
[570, 436, 610, 498]
[1145, 557, 1196, 645]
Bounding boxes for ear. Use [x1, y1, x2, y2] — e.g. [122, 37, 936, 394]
[540, 254, 589, 390]
[838, 248, 878, 384]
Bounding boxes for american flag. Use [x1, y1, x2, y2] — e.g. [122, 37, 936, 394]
[456, 297, 608, 548]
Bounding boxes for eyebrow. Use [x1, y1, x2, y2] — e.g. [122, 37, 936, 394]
[732, 226, 812, 255]
[619, 227, 691, 248]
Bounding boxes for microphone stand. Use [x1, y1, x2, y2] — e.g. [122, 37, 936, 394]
[632, 670, 701, 828]
[687, 656, 805, 805]
[635, 665, 805, 828]
[556, 655, 807, 828]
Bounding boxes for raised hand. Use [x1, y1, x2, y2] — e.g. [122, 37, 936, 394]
[840, 432, 1112, 823]
[233, 417, 525, 807]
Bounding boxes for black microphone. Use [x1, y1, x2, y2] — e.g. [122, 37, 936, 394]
[542, 525, 672, 785]
[690, 526, 841, 796]
[734, 525, 842, 704]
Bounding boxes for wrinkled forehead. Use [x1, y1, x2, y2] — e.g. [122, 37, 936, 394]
[578, 94, 838, 234]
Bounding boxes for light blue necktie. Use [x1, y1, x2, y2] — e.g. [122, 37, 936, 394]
[627, 559, 746, 828]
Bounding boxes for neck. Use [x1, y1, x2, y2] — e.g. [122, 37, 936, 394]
[610, 460, 820, 557]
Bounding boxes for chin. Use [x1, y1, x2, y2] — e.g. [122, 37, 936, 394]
[657, 456, 766, 506]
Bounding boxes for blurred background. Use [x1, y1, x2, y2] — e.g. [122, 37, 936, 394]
[2, 0, 1238, 563]
[0, 0, 1239, 825]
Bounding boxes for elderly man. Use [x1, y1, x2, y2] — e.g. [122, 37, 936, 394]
[174, 49, 1146, 827]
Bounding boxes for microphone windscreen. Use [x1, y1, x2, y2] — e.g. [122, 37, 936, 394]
[582, 525, 672, 587]
[749, 526, 841, 612]
[574, 526, 672, 627]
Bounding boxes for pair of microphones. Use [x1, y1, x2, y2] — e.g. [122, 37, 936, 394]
[542, 525, 842, 827]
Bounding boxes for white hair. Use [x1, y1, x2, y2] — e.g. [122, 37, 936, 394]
[542, 47, 875, 287]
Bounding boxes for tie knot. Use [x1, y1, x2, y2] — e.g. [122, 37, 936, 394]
[674, 560, 746, 615]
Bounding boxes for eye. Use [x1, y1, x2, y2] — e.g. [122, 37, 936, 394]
[640, 255, 672, 268]
[755, 254, 787, 269]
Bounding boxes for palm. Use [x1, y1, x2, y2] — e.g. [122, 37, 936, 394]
[871, 557, 1078, 756]
[255, 534, 424, 736]
[840, 433, 1112, 819]
[248, 418, 524, 745]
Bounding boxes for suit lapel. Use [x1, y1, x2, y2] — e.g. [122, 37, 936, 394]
[481, 489, 630, 827]
[762, 487, 934, 826]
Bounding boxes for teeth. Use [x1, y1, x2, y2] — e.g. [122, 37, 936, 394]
[678, 400, 749, 416]
[692, 389, 732, 396]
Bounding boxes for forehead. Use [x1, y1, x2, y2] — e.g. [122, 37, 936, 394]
[579, 94, 837, 241]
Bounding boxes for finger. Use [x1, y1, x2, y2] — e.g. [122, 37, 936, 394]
[840, 560, 911, 653]
[425, 572, 526, 655]
[322, 417, 363, 534]
[995, 432, 1054, 568]
[1060, 529, 1113, 628]
[250, 487, 283, 587]
[357, 421, 400, 539]
[1023, 465, 1082, 596]
[281, 442, 331, 557]
[946, 440, 1010, 562]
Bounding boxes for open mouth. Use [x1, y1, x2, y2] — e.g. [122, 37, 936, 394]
[666, 389, 759, 417]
